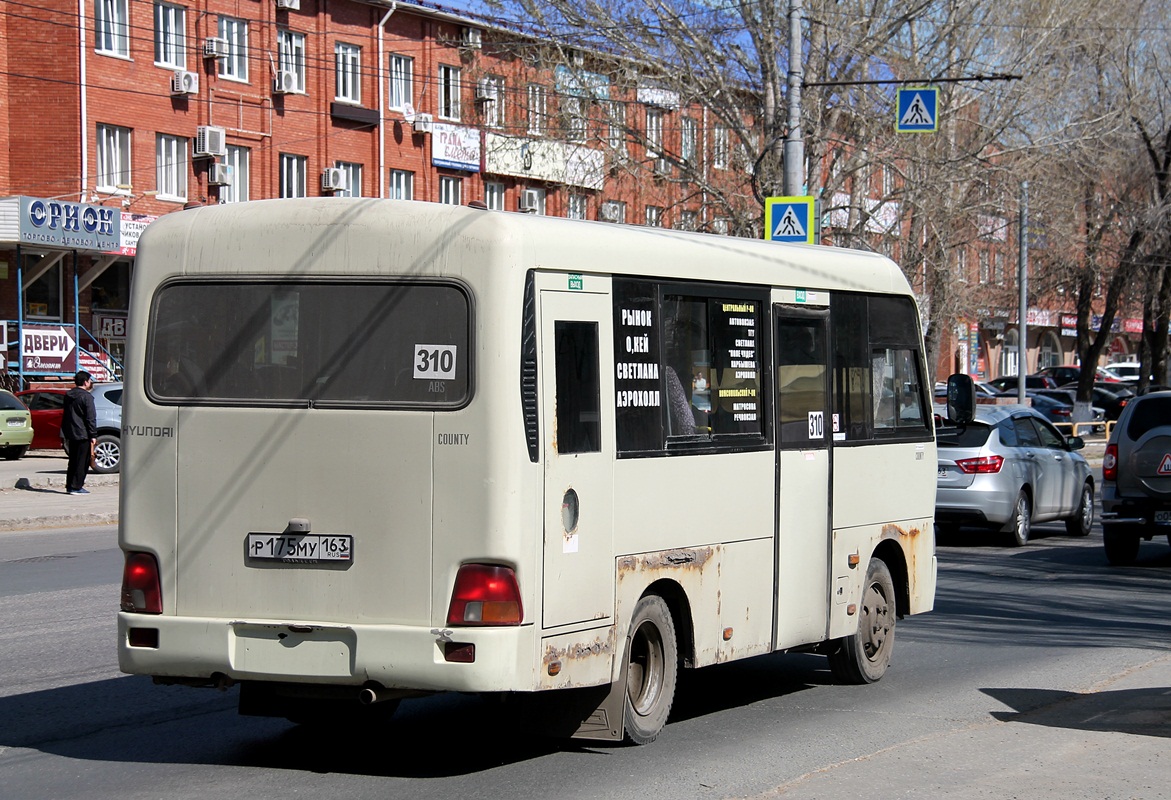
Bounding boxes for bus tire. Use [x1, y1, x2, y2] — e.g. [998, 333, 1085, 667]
[828, 558, 896, 685]
[622, 595, 677, 745]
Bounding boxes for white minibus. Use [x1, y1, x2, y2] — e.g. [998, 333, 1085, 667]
[119, 199, 941, 744]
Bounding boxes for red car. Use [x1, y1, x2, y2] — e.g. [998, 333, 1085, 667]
[15, 387, 68, 450]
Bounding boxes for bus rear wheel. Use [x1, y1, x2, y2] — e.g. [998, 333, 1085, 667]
[622, 595, 677, 745]
[828, 558, 896, 685]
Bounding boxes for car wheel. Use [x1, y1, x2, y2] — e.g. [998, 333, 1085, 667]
[1, 445, 28, 461]
[92, 434, 121, 474]
[1064, 482, 1094, 537]
[1103, 524, 1140, 566]
[827, 558, 897, 685]
[1002, 491, 1032, 547]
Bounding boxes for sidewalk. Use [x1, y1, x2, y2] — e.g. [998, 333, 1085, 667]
[0, 453, 119, 531]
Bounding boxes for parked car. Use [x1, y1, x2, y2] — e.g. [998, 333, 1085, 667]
[1106, 361, 1145, 383]
[1033, 365, 1123, 385]
[935, 403, 1094, 546]
[994, 390, 1076, 427]
[0, 389, 34, 460]
[1056, 382, 1133, 421]
[1100, 390, 1171, 565]
[1031, 389, 1106, 431]
[987, 375, 1058, 393]
[15, 382, 123, 473]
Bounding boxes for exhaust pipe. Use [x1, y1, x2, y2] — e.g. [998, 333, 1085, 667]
[358, 683, 397, 705]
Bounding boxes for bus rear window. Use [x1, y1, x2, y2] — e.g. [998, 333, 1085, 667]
[147, 281, 471, 408]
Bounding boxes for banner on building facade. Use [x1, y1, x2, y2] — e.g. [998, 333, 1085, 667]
[431, 124, 482, 172]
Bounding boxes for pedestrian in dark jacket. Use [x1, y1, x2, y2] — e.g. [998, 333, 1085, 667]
[62, 370, 97, 495]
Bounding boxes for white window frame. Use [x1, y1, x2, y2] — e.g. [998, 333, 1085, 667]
[564, 96, 586, 143]
[96, 124, 131, 192]
[567, 194, 588, 220]
[678, 210, 698, 231]
[335, 43, 361, 104]
[336, 162, 362, 197]
[220, 145, 249, 204]
[955, 249, 968, 283]
[481, 75, 504, 128]
[438, 65, 461, 121]
[645, 205, 663, 227]
[278, 30, 307, 93]
[389, 169, 413, 200]
[218, 17, 248, 82]
[484, 180, 505, 210]
[713, 126, 729, 170]
[156, 134, 188, 202]
[280, 153, 307, 198]
[527, 84, 548, 135]
[388, 55, 413, 111]
[96, 0, 129, 57]
[439, 176, 462, 205]
[681, 117, 697, 165]
[154, 2, 186, 69]
[608, 101, 626, 155]
[646, 108, 663, 159]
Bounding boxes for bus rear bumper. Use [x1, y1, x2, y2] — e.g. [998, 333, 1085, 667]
[117, 613, 540, 693]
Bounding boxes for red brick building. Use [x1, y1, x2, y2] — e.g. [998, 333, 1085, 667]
[1, 0, 756, 384]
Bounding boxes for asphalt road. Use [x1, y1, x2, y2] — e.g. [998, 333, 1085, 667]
[0, 518, 1168, 800]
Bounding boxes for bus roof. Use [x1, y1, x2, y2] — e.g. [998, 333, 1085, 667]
[134, 198, 911, 296]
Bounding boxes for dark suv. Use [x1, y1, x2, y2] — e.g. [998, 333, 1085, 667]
[1100, 391, 1171, 564]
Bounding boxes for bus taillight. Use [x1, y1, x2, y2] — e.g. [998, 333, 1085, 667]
[121, 552, 162, 614]
[447, 564, 523, 626]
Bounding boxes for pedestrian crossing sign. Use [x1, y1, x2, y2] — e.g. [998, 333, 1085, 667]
[896, 87, 939, 133]
[765, 196, 816, 244]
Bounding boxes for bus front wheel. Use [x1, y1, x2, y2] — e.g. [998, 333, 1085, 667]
[828, 558, 896, 685]
[622, 595, 678, 745]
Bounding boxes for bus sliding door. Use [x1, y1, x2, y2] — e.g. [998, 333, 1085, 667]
[773, 306, 832, 649]
[539, 289, 615, 630]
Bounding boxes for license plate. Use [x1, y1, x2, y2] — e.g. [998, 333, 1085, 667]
[1155, 511, 1171, 526]
[246, 533, 353, 563]
[6, 418, 24, 427]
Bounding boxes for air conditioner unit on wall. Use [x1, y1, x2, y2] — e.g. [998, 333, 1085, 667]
[460, 27, 482, 49]
[475, 78, 498, 103]
[203, 37, 229, 59]
[321, 167, 348, 192]
[275, 0, 300, 10]
[208, 162, 234, 186]
[193, 126, 227, 158]
[170, 70, 199, 95]
[411, 112, 434, 134]
[273, 69, 299, 94]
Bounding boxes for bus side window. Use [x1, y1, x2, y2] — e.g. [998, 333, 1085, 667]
[554, 321, 601, 454]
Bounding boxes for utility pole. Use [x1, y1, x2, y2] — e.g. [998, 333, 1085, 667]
[783, 0, 803, 196]
[1017, 181, 1028, 402]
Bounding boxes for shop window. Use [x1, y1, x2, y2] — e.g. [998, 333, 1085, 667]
[91, 261, 131, 311]
[23, 255, 62, 319]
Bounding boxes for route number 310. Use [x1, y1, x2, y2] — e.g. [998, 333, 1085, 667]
[414, 344, 457, 380]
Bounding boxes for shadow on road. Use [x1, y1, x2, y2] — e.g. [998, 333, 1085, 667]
[982, 686, 1171, 739]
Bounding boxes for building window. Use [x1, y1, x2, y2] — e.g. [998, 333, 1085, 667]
[96, 124, 131, 191]
[978, 251, 990, 284]
[280, 154, 307, 198]
[335, 43, 361, 104]
[567, 194, 588, 220]
[90, 261, 131, 311]
[389, 55, 412, 111]
[995, 252, 1005, 285]
[955, 249, 967, 283]
[607, 101, 626, 156]
[438, 65, 461, 120]
[681, 117, 697, 165]
[600, 200, 625, 224]
[154, 2, 186, 69]
[23, 254, 63, 320]
[156, 134, 187, 201]
[527, 84, 548, 135]
[713, 126, 729, 170]
[484, 180, 505, 210]
[439, 176, 462, 205]
[221, 145, 249, 204]
[882, 165, 895, 196]
[334, 162, 362, 197]
[645, 206, 663, 227]
[479, 76, 504, 128]
[1039, 331, 1062, 369]
[389, 169, 413, 200]
[278, 30, 306, 93]
[218, 17, 248, 81]
[646, 108, 663, 158]
[677, 210, 698, 231]
[96, 0, 129, 56]
[564, 97, 586, 142]
[522, 187, 546, 215]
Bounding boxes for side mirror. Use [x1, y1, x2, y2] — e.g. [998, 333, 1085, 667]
[947, 373, 976, 425]
[1067, 435, 1085, 451]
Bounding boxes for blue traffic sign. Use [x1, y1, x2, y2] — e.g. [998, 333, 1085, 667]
[765, 196, 815, 244]
[896, 87, 938, 133]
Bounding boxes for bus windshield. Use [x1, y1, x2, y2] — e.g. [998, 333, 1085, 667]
[147, 280, 470, 408]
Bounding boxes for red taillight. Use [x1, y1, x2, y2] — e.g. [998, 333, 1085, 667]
[1103, 444, 1118, 481]
[446, 564, 523, 626]
[955, 455, 1004, 474]
[1052, 408, 1071, 417]
[121, 552, 162, 614]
